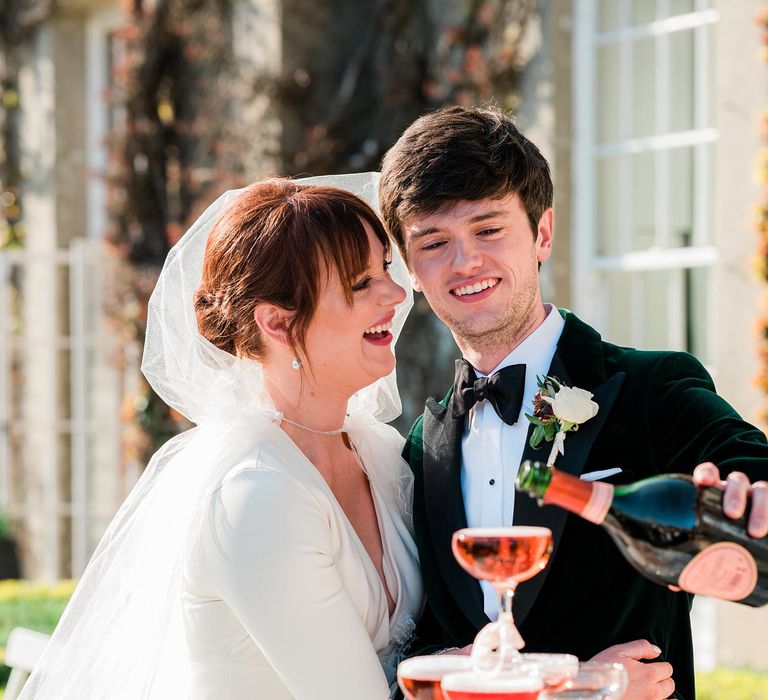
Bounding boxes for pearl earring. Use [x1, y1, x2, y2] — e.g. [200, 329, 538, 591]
[291, 357, 302, 370]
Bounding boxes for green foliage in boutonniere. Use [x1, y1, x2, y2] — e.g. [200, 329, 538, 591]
[525, 375, 599, 465]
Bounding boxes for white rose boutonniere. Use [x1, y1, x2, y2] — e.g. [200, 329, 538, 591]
[525, 376, 599, 467]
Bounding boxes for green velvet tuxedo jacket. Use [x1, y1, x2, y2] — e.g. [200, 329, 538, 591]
[403, 310, 768, 700]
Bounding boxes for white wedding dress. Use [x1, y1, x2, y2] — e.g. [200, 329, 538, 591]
[19, 174, 421, 700]
[183, 419, 422, 699]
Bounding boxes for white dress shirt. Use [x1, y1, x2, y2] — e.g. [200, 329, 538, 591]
[460, 304, 564, 620]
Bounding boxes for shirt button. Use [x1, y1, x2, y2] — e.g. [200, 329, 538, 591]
[489, 479, 495, 486]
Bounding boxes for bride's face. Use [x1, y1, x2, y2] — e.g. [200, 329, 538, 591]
[302, 221, 406, 396]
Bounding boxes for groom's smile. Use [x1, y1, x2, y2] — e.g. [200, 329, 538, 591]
[449, 276, 500, 300]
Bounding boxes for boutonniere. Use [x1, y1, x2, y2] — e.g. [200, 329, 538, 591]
[525, 376, 599, 467]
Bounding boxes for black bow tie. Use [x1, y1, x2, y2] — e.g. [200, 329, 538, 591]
[451, 359, 526, 425]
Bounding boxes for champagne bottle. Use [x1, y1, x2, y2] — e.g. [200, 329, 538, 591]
[515, 461, 768, 606]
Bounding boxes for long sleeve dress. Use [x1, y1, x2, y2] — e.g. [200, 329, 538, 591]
[182, 419, 423, 699]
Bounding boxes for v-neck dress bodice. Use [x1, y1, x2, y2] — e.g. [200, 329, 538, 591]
[182, 422, 422, 699]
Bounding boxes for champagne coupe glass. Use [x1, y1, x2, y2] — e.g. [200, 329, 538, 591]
[452, 527, 553, 670]
[539, 662, 628, 699]
[397, 655, 474, 700]
[520, 653, 579, 691]
[441, 665, 543, 700]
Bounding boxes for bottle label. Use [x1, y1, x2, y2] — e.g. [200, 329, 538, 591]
[582, 481, 613, 524]
[677, 542, 758, 601]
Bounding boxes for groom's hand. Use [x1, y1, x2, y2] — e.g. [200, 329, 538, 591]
[693, 463, 768, 538]
[589, 640, 674, 700]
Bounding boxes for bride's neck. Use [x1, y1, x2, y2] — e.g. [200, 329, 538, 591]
[263, 372, 351, 463]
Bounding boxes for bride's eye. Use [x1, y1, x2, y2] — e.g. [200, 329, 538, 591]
[352, 276, 371, 292]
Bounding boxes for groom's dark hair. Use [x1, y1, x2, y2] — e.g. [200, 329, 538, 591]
[379, 105, 553, 259]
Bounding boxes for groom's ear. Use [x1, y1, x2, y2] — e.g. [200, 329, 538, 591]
[409, 270, 422, 293]
[253, 303, 293, 346]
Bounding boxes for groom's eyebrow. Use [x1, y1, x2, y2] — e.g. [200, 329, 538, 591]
[409, 226, 441, 239]
[409, 211, 504, 239]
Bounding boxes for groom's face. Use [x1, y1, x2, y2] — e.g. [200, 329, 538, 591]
[402, 193, 553, 346]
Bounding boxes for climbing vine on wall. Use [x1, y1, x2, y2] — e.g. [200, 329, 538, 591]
[0, 0, 58, 248]
[105, 0, 245, 464]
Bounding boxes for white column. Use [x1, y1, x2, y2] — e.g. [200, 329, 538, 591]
[18, 24, 61, 580]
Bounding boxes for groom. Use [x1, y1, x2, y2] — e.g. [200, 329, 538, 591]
[379, 106, 768, 700]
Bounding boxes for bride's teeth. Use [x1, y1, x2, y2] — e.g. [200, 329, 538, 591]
[364, 321, 393, 335]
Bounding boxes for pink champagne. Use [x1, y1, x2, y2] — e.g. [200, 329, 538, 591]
[516, 461, 768, 606]
[452, 527, 553, 584]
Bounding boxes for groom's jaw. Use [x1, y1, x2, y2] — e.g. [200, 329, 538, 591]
[449, 277, 500, 301]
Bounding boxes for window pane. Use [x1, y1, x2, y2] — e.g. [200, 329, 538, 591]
[669, 0, 696, 16]
[631, 152, 655, 250]
[704, 23, 715, 128]
[632, 37, 656, 138]
[669, 146, 694, 247]
[631, 0, 699, 24]
[602, 270, 673, 350]
[596, 156, 621, 256]
[642, 270, 673, 350]
[598, 0, 624, 32]
[669, 29, 695, 132]
[600, 266, 708, 361]
[596, 44, 621, 143]
[632, 0, 657, 25]
[603, 272, 633, 346]
[687, 266, 710, 364]
[693, 142, 715, 246]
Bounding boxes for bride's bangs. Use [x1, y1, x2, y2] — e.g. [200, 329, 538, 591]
[299, 188, 390, 303]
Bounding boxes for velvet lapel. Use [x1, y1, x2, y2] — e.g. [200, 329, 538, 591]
[512, 312, 627, 628]
[422, 395, 488, 630]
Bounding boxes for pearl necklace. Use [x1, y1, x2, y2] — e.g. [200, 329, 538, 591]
[276, 411, 345, 436]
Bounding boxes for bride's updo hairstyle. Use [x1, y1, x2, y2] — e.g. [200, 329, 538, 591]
[194, 178, 390, 360]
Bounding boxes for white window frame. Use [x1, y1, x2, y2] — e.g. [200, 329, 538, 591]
[572, 0, 718, 359]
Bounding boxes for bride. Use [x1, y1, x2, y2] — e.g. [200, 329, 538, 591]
[20, 174, 422, 699]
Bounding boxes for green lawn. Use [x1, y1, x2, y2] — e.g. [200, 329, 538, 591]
[0, 580, 76, 690]
[696, 668, 768, 699]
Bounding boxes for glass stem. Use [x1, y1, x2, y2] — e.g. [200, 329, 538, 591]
[499, 586, 515, 618]
[495, 585, 521, 669]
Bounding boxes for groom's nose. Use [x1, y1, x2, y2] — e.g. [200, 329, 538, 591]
[451, 237, 483, 274]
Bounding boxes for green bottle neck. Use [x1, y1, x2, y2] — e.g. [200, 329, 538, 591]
[516, 461, 554, 501]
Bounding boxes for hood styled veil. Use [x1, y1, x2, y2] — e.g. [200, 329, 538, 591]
[20, 173, 414, 698]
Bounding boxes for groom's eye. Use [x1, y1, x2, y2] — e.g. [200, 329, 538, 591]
[421, 240, 445, 251]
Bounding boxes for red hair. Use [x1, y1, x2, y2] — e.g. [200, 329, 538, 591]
[194, 178, 389, 360]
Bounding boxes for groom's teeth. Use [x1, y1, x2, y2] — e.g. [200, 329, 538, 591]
[453, 279, 497, 296]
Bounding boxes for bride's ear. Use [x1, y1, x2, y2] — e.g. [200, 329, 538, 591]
[253, 303, 294, 347]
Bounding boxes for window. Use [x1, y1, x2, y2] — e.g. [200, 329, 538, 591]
[573, 0, 717, 365]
